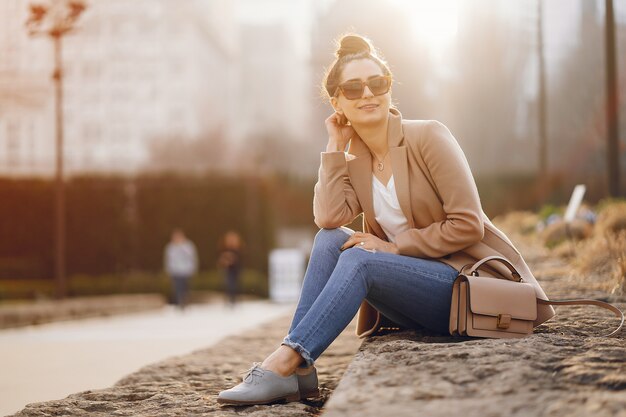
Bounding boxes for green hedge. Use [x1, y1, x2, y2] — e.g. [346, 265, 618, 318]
[1, 170, 621, 300]
[0, 174, 279, 280]
[0, 268, 267, 301]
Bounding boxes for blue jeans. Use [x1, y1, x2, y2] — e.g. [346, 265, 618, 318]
[225, 268, 239, 305]
[172, 275, 190, 309]
[281, 227, 459, 367]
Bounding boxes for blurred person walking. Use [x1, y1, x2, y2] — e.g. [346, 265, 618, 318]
[164, 228, 198, 311]
[217, 33, 555, 407]
[218, 230, 243, 308]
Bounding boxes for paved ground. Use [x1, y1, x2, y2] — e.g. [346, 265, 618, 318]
[0, 300, 294, 416]
[0, 294, 166, 329]
[9, 309, 362, 417]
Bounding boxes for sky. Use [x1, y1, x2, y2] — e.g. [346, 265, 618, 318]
[234, 0, 317, 60]
[232, 0, 626, 67]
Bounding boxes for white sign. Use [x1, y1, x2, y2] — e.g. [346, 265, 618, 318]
[564, 184, 586, 223]
[269, 249, 305, 303]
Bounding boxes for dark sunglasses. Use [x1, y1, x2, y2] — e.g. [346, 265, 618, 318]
[335, 75, 392, 100]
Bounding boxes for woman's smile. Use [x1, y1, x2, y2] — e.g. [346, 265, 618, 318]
[358, 103, 379, 111]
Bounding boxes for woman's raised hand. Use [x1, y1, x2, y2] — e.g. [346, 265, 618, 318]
[325, 111, 356, 152]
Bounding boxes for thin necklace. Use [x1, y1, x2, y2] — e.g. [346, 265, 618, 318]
[373, 150, 390, 171]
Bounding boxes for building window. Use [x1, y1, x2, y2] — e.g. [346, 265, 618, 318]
[6, 120, 20, 167]
[83, 122, 101, 144]
[82, 61, 101, 79]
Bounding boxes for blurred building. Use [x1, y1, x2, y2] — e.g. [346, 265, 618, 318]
[448, 0, 626, 179]
[544, 0, 626, 180]
[235, 22, 309, 144]
[1, 0, 623, 180]
[0, 0, 237, 176]
[445, 0, 540, 176]
[228, 0, 315, 177]
[0, 0, 55, 176]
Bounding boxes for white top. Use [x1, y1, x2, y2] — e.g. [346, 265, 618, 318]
[164, 240, 198, 276]
[372, 175, 410, 243]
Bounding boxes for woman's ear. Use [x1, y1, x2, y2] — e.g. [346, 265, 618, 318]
[330, 97, 341, 113]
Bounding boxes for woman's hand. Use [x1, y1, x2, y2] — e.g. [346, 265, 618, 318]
[325, 111, 356, 152]
[218, 252, 235, 268]
[340, 232, 399, 255]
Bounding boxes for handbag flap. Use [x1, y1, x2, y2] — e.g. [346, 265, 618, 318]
[466, 276, 537, 321]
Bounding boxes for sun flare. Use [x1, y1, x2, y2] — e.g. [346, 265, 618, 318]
[395, 0, 460, 52]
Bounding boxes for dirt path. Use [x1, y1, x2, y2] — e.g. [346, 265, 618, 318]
[1, 300, 293, 416]
[10, 308, 361, 417]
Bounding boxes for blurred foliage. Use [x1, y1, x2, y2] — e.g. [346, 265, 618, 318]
[0, 279, 55, 300]
[0, 268, 267, 301]
[542, 199, 626, 294]
[595, 200, 626, 236]
[474, 172, 562, 218]
[148, 127, 227, 174]
[537, 204, 563, 221]
[595, 197, 626, 214]
[491, 211, 540, 236]
[0, 174, 277, 277]
[0, 170, 623, 300]
[0, 178, 54, 279]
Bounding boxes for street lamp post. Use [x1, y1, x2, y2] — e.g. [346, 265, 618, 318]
[25, 1, 86, 298]
[604, 0, 621, 197]
[537, 0, 547, 178]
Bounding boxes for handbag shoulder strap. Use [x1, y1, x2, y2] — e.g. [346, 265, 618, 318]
[537, 298, 624, 337]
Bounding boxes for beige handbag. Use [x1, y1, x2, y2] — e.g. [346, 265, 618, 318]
[449, 255, 624, 338]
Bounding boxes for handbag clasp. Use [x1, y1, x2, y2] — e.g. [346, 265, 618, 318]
[497, 314, 512, 329]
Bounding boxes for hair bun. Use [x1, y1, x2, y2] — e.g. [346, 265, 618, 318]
[336, 34, 371, 58]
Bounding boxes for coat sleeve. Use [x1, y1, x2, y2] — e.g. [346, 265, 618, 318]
[394, 121, 484, 258]
[313, 151, 363, 229]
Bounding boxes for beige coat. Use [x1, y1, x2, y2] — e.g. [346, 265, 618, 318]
[313, 108, 555, 338]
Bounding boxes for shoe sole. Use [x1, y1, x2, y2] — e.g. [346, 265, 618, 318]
[217, 391, 300, 405]
[299, 388, 320, 399]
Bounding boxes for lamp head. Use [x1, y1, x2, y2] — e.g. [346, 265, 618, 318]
[67, 1, 86, 20]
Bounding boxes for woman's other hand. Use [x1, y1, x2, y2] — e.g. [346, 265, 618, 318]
[325, 111, 356, 152]
[218, 252, 235, 268]
[340, 232, 399, 254]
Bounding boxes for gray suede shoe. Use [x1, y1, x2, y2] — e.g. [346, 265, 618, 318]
[217, 362, 300, 405]
[296, 365, 320, 399]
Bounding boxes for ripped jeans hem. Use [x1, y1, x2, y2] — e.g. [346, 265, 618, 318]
[281, 336, 315, 368]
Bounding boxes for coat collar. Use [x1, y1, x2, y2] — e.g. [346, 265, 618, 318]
[345, 108, 415, 240]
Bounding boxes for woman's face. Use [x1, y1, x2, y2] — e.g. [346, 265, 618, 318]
[225, 231, 241, 248]
[331, 58, 391, 127]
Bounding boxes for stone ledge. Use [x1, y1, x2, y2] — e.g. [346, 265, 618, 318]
[323, 320, 625, 417]
[323, 264, 626, 417]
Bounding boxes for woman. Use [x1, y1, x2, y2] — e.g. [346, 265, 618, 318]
[217, 230, 243, 307]
[217, 34, 555, 406]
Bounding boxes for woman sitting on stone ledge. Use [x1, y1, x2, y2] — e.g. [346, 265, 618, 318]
[218, 33, 555, 406]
